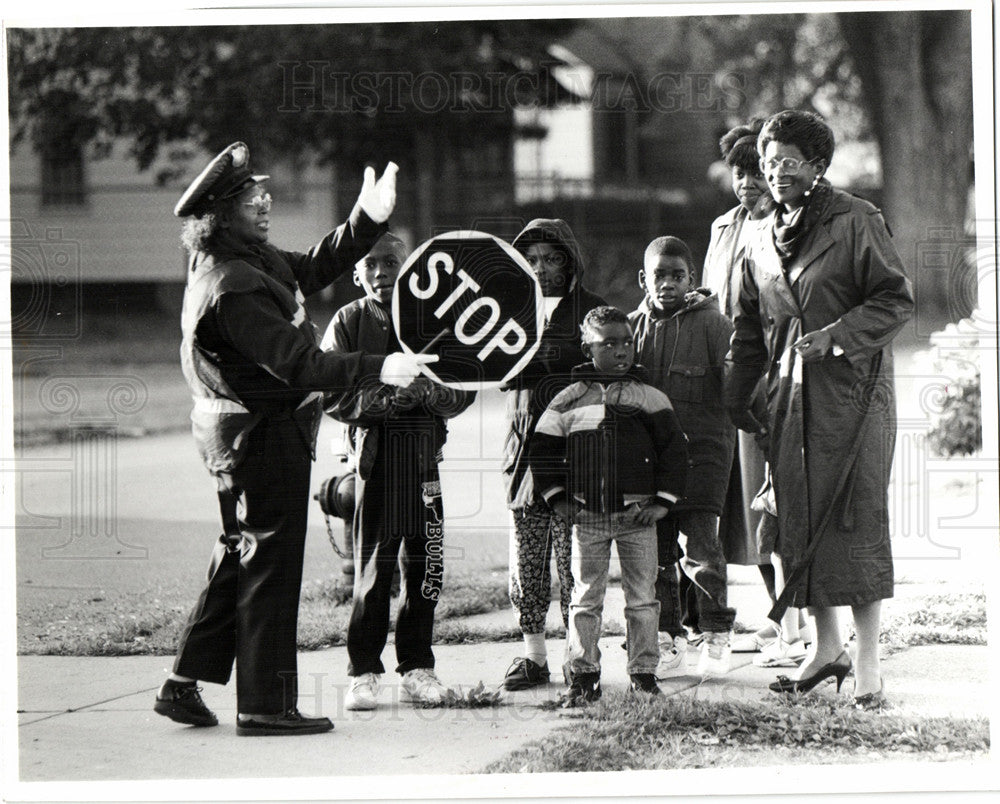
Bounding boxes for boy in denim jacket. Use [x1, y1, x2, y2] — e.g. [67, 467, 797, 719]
[629, 236, 738, 678]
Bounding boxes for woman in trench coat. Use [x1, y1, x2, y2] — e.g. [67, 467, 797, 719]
[725, 110, 913, 708]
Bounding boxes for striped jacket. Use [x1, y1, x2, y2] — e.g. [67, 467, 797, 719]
[529, 363, 689, 514]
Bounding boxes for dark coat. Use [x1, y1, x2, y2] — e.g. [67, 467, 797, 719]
[725, 186, 914, 607]
[180, 206, 386, 475]
[501, 219, 608, 509]
[320, 296, 476, 481]
[629, 292, 736, 514]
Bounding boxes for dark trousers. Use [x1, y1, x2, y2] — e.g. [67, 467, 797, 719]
[173, 417, 311, 715]
[655, 510, 736, 635]
[347, 426, 443, 676]
[655, 517, 685, 637]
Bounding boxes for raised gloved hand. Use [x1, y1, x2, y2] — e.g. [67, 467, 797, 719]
[379, 352, 438, 388]
[357, 162, 399, 224]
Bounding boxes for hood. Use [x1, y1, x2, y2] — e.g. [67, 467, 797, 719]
[512, 218, 586, 280]
[570, 361, 650, 385]
[639, 288, 721, 319]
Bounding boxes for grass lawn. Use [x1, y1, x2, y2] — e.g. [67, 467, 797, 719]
[484, 693, 989, 772]
[16, 570, 511, 656]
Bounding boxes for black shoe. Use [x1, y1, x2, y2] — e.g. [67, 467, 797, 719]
[236, 708, 334, 736]
[562, 672, 602, 708]
[154, 679, 218, 727]
[630, 673, 662, 695]
[502, 657, 550, 690]
[769, 651, 853, 695]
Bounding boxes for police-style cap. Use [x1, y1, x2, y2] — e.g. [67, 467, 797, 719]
[173, 142, 270, 217]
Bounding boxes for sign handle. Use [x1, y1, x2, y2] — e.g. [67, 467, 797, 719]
[418, 327, 449, 355]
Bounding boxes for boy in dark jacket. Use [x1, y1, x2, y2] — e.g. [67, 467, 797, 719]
[321, 233, 475, 711]
[629, 236, 738, 678]
[529, 306, 688, 705]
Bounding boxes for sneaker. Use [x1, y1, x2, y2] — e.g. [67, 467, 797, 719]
[345, 673, 380, 711]
[697, 631, 732, 677]
[562, 672, 601, 708]
[732, 627, 778, 653]
[502, 657, 550, 691]
[655, 635, 689, 679]
[400, 668, 448, 705]
[753, 638, 808, 668]
[154, 679, 218, 727]
[686, 630, 705, 649]
[629, 673, 661, 695]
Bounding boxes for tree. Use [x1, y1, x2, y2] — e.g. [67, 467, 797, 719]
[839, 11, 974, 320]
[7, 22, 577, 235]
[694, 11, 975, 320]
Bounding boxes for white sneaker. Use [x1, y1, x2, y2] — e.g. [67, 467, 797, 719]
[400, 668, 448, 705]
[753, 638, 808, 668]
[731, 630, 777, 653]
[697, 631, 732, 677]
[655, 635, 689, 679]
[345, 672, 380, 711]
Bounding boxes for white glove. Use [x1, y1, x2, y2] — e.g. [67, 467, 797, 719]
[357, 161, 399, 224]
[380, 352, 438, 388]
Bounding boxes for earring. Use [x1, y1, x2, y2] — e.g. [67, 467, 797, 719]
[803, 174, 822, 198]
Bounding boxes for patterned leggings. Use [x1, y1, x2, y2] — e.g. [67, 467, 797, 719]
[508, 502, 572, 634]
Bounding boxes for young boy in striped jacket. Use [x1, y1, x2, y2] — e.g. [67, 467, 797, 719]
[528, 306, 688, 705]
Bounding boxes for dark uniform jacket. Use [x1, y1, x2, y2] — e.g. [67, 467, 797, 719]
[501, 218, 608, 509]
[320, 296, 476, 481]
[181, 205, 386, 474]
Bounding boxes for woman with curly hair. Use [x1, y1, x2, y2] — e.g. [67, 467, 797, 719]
[725, 110, 913, 708]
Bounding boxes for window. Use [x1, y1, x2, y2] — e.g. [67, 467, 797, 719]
[41, 144, 87, 207]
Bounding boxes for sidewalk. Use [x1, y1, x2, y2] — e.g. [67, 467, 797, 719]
[15, 584, 991, 784]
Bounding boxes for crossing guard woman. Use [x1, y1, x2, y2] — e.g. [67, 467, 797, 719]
[155, 142, 432, 736]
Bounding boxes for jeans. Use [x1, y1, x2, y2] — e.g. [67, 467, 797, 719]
[565, 509, 659, 677]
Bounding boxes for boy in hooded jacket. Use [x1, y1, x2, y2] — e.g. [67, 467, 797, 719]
[628, 236, 738, 678]
[500, 218, 608, 690]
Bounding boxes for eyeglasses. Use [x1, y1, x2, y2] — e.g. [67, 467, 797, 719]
[242, 192, 272, 213]
[524, 252, 566, 269]
[760, 156, 817, 176]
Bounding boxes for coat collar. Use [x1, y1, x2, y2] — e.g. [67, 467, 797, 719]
[776, 187, 853, 285]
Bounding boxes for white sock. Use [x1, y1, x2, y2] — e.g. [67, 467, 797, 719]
[523, 633, 547, 666]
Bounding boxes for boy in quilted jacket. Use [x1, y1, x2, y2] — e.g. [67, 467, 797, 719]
[529, 306, 688, 705]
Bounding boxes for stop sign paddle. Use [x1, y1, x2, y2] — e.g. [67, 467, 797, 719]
[392, 230, 544, 390]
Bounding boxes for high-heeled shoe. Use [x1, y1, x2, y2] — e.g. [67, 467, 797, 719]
[768, 650, 852, 694]
[854, 678, 888, 711]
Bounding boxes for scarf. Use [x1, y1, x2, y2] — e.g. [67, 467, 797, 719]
[772, 179, 833, 267]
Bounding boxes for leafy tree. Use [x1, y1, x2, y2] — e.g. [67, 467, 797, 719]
[7, 22, 577, 234]
[839, 11, 975, 318]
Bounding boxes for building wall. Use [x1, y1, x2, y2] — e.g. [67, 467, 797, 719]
[8, 142, 350, 285]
